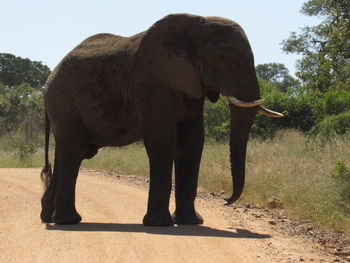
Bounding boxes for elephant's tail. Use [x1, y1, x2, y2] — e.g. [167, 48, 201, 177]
[40, 110, 52, 190]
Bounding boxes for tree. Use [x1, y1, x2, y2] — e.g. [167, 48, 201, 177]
[0, 54, 47, 140]
[256, 63, 290, 83]
[0, 82, 43, 137]
[0, 53, 50, 90]
[255, 63, 299, 92]
[281, 0, 350, 92]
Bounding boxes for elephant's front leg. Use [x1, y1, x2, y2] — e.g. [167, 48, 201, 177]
[173, 111, 204, 224]
[142, 123, 175, 226]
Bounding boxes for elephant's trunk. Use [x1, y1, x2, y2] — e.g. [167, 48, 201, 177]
[225, 105, 257, 205]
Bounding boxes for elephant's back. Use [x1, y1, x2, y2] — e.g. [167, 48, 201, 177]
[45, 32, 140, 91]
[68, 33, 127, 59]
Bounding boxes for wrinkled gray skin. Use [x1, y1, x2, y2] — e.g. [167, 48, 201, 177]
[41, 14, 262, 226]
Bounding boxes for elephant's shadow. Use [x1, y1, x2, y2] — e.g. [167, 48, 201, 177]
[45, 223, 271, 239]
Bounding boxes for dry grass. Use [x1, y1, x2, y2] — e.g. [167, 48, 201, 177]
[0, 149, 43, 168]
[245, 130, 350, 234]
[82, 143, 149, 177]
[199, 130, 350, 234]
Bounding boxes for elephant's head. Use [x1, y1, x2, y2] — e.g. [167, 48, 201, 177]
[137, 14, 283, 204]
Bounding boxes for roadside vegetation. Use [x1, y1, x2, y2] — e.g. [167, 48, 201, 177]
[0, 1, 349, 235]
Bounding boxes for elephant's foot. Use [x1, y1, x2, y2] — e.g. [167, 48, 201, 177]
[52, 210, 82, 225]
[172, 210, 204, 225]
[143, 210, 174, 226]
[40, 209, 54, 223]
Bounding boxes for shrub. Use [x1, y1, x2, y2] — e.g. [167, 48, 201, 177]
[251, 82, 287, 139]
[331, 161, 350, 213]
[319, 89, 350, 116]
[310, 110, 350, 139]
[203, 96, 230, 141]
[251, 80, 320, 138]
[16, 144, 36, 160]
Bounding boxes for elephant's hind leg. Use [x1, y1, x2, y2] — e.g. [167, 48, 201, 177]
[40, 169, 57, 223]
[53, 136, 89, 224]
[41, 129, 89, 225]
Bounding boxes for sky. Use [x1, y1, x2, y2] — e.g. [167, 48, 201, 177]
[2, 0, 320, 75]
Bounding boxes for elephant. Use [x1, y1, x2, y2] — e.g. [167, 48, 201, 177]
[40, 13, 283, 226]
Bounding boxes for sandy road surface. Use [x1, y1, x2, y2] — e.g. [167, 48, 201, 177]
[0, 168, 342, 263]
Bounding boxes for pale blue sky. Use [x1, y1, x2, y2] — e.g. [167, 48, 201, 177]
[2, 0, 320, 75]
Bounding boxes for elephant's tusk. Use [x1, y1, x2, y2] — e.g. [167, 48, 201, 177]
[228, 96, 265, 107]
[258, 106, 284, 118]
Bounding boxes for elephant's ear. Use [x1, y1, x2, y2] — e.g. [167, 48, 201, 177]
[137, 15, 203, 99]
[152, 51, 202, 98]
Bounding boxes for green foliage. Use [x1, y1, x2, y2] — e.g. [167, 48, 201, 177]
[203, 96, 230, 141]
[0, 82, 44, 137]
[331, 160, 350, 213]
[251, 80, 286, 138]
[317, 89, 350, 116]
[0, 54, 48, 140]
[256, 63, 290, 82]
[0, 53, 50, 90]
[251, 79, 320, 138]
[203, 77, 321, 140]
[203, 72, 312, 140]
[257, 88, 350, 140]
[16, 144, 36, 160]
[282, 91, 319, 131]
[310, 110, 350, 139]
[255, 63, 299, 92]
[281, 0, 350, 92]
[332, 160, 350, 181]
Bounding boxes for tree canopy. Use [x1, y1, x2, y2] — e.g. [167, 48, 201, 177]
[255, 63, 299, 92]
[0, 54, 49, 140]
[0, 53, 51, 90]
[281, 0, 350, 92]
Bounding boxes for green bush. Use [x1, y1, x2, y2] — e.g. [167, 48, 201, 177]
[332, 161, 350, 181]
[203, 80, 321, 140]
[316, 89, 350, 117]
[203, 96, 230, 141]
[0, 82, 44, 137]
[331, 161, 350, 213]
[16, 144, 36, 160]
[310, 110, 350, 139]
[251, 80, 320, 138]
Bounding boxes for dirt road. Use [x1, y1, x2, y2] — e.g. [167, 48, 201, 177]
[0, 168, 343, 263]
